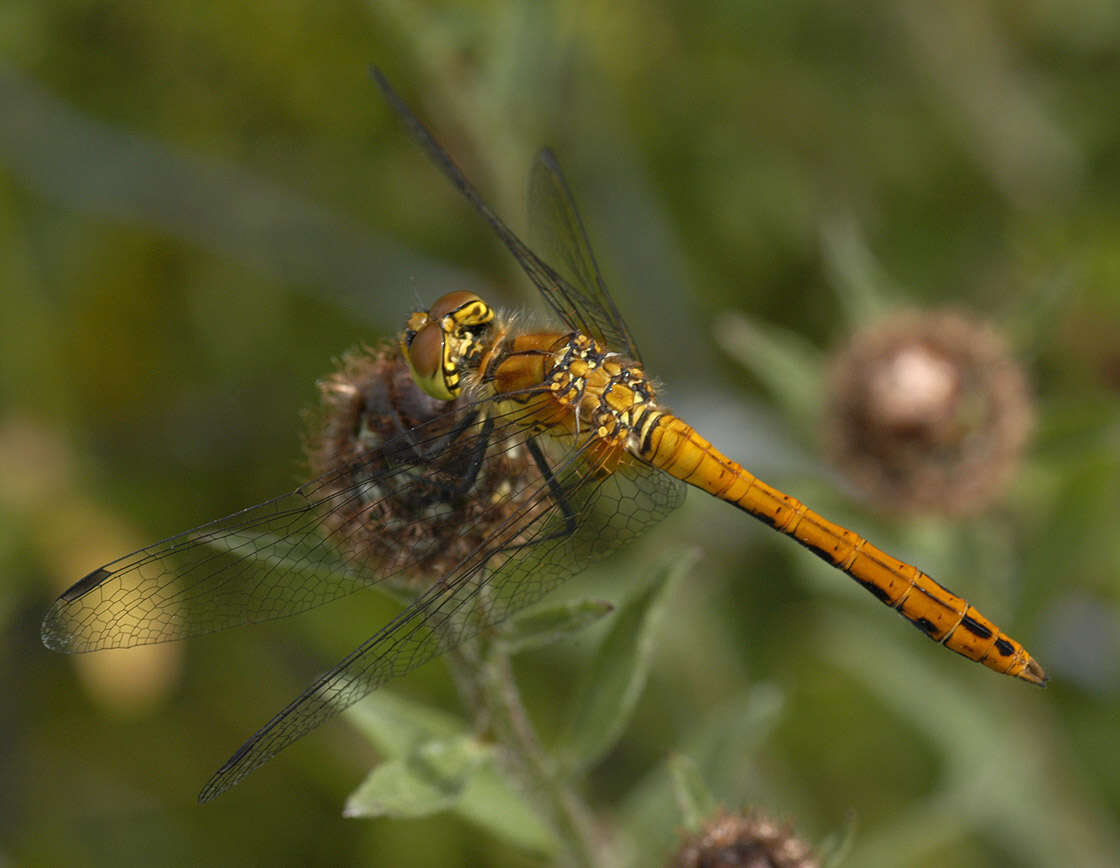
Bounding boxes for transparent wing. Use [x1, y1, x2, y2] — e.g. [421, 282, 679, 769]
[199, 442, 684, 801]
[527, 148, 642, 362]
[371, 68, 642, 360]
[41, 392, 549, 653]
[46, 71, 688, 802]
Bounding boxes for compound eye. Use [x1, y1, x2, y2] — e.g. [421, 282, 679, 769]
[429, 291, 479, 320]
[428, 291, 494, 330]
[403, 321, 456, 401]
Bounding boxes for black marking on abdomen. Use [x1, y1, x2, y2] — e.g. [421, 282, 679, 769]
[799, 540, 839, 566]
[749, 509, 779, 529]
[856, 578, 892, 605]
[959, 615, 993, 640]
[638, 410, 660, 456]
[911, 617, 937, 636]
[994, 638, 1015, 657]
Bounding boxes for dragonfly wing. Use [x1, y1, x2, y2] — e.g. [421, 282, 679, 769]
[371, 69, 641, 359]
[41, 485, 363, 652]
[41, 394, 540, 653]
[199, 446, 684, 801]
[527, 148, 642, 363]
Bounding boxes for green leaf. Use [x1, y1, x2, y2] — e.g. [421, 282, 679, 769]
[557, 547, 699, 774]
[498, 597, 614, 654]
[451, 761, 556, 854]
[616, 685, 786, 868]
[343, 734, 490, 819]
[344, 693, 555, 852]
[817, 811, 858, 868]
[712, 311, 823, 429]
[819, 215, 893, 328]
[668, 754, 717, 833]
[347, 690, 468, 758]
[201, 530, 350, 579]
[822, 612, 1120, 868]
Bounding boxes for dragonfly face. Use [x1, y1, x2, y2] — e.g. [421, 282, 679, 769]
[401, 290, 495, 401]
[42, 68, 1044, 805]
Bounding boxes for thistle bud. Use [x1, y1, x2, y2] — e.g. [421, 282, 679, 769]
[825, 310, 1033, 515]
[306, 343, 536, 587]
[671, 809, 818, 868]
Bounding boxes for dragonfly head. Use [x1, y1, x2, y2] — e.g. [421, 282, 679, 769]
[401, 291, 495, 401]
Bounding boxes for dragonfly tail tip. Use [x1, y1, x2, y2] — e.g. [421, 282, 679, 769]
[1020, 657, 1049, 687]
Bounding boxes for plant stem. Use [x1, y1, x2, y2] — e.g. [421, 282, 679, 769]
[447, 641, 603, 868]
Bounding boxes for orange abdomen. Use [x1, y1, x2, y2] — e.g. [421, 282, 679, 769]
[641, 412, 1046, 685]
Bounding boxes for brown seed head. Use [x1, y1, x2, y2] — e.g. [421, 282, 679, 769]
[825, 310, 1033, 516]
[671, 809, 818, 868]
[305, 343, 537, 589]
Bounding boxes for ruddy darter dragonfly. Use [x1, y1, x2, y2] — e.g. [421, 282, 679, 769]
[43, 69, 1047, 803]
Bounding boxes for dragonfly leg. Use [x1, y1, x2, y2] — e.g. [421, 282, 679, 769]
[443, 414, 494, 497]
[484, 437, 579, 559]
[388, 403, 479, 461]
[383, 407, 495, 501]
[526, 437, 578, 539]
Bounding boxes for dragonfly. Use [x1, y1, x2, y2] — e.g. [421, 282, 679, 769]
[43, 68, 1047, 803]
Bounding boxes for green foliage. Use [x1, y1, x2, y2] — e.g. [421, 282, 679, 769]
[7, 1, 1120, 866]
[667, 753, 718, 832]
[557, 549, 696, 775]
[345, 694, 553, 852]
[497, 598, 615, 655]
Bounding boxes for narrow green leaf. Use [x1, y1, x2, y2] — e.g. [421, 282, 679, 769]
[616, 685, 786, 868]
[557, 547, 699, 774]
[712, 311, 822, 428]
[817, 811, 858, 868]
[498, 597, 614, 654]
[823, 613, 1120, 868]
[343, 734, 490, 819]
[668, 754, 717, 833]
[345, 693, 554, 852]
[819, 215, 893, 328]
[202, 530, 349, 579]
[452, 762, 557, 854]
[346, 690, 467, 758]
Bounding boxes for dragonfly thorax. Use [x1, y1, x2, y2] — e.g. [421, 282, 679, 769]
[402, 291, 495, 401]
[543, 333, 663, 455]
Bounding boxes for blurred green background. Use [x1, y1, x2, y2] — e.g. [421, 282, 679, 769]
[3, 1, 1119, 866]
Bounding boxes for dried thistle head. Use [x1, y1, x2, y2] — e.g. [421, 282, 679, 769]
[671, 809, 818, 868]
[305, 342, 537, 589]
[824, 309, 1033, 516]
